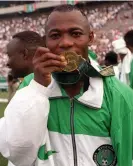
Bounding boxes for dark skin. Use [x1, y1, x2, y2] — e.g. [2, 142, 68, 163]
[128, 46, 133, 53]
[7, 38, 33, 78]
[33, 10, 93, 97]
[119, 53, 126, 62]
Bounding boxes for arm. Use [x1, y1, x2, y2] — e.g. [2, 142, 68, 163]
[111, 86, 133, 166]
[0, 80, 50, 166]
[111, 112, 133, 166]
[0, 46, 67, 166]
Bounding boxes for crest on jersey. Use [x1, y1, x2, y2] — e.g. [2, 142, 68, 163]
[93, 144, 117, 166]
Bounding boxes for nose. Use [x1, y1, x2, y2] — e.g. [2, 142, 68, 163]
[59, 34, 74, 50]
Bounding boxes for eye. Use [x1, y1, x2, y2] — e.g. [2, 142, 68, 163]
[72, 31, 83, 38]
[49, 33, 60, 40]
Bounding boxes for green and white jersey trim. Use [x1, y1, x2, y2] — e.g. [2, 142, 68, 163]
[36, 132, 117, 166]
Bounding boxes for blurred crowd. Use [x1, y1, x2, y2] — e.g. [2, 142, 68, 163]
[0, 1, 133, 75]
[88, 2, 133, 62]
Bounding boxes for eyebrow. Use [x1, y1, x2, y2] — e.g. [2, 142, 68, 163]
[48, 27, 84, 34]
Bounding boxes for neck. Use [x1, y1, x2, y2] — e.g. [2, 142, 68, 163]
[25, 68, 33, 76]
[62, 81, 83, 98]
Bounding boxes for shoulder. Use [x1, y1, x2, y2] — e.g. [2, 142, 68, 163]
[18, 73, 34, 90]
[24, 73, 34, 81]
[103, 76, 133, 111]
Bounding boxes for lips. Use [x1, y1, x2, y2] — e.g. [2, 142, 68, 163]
[56, 50, 80, 55]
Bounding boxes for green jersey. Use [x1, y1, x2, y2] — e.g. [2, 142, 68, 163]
[12, 51, 133, 165]
[36, 77, 133, 166]
[18, 73, 34, 90]
[17, 73, 133, 166]
[2, 74, 133, 166]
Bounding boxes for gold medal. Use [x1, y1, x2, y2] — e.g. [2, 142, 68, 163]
[60, 51, 85, 72]
[59, 51, 115, 77]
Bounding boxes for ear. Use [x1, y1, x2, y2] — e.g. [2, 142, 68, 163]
[23, 48, 29, 60]
[88, 31, 94, 46]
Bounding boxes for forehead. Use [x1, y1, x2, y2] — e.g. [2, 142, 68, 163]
[7, 38, 24, 53]
[46, 10, 88, 32]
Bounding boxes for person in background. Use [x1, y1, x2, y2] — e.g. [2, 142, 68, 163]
[7, 30, 50, 166]
[7, 31, 43, 79]
[104, 51, 119, 79]
[7, 31, 51, 90]
[112, 38, 132, 85]
[124, 30, 133, 88]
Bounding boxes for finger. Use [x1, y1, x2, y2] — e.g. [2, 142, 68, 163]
[60, 56, 66, 62]
[33, 52, 67, 64]
[39, 66, 62, 74]
[34, 47, 50, 58]
[39, 60, 67, 68]
[44, 52, 63, 61]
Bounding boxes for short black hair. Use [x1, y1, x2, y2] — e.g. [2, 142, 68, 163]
[105, 51, 118, 65]
[124, 30, 133, 47]
[53, 4, 87, 18]
[45, 4, 88, 31]
[13, 31, 44, 50]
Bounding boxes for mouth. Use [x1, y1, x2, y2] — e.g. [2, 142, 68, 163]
[58, 50, 80, 55]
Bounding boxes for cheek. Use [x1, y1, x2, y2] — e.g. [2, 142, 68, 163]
[46, 36, 89, 55]
[75, 38, 89, 51]
[76, 36, 89, 46]
[11, 57, 21, 67]
[46, 38, 59, 51]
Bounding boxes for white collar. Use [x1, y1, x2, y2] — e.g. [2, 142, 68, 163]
[48, 76, 103, 109]
[78, 77, 103, 108]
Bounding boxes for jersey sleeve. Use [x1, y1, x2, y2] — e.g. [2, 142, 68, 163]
[110, 85, 133, 166]
[0, 80, 50, 166]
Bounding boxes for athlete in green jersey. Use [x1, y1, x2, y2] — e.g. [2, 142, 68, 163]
[0, 5, 133, 166]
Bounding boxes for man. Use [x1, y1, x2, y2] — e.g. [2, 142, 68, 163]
[124, 30, 133, 88]
[104, 51, 118, 67]
[0, 5, 133, 166]
[112, 38, 132, 85]
[7, 31, 43, 79]
[124, 30, 133, 53]
[104, 51, 119, 79]
[7, 31, 50, 166]
[7, 31, 50, 89]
